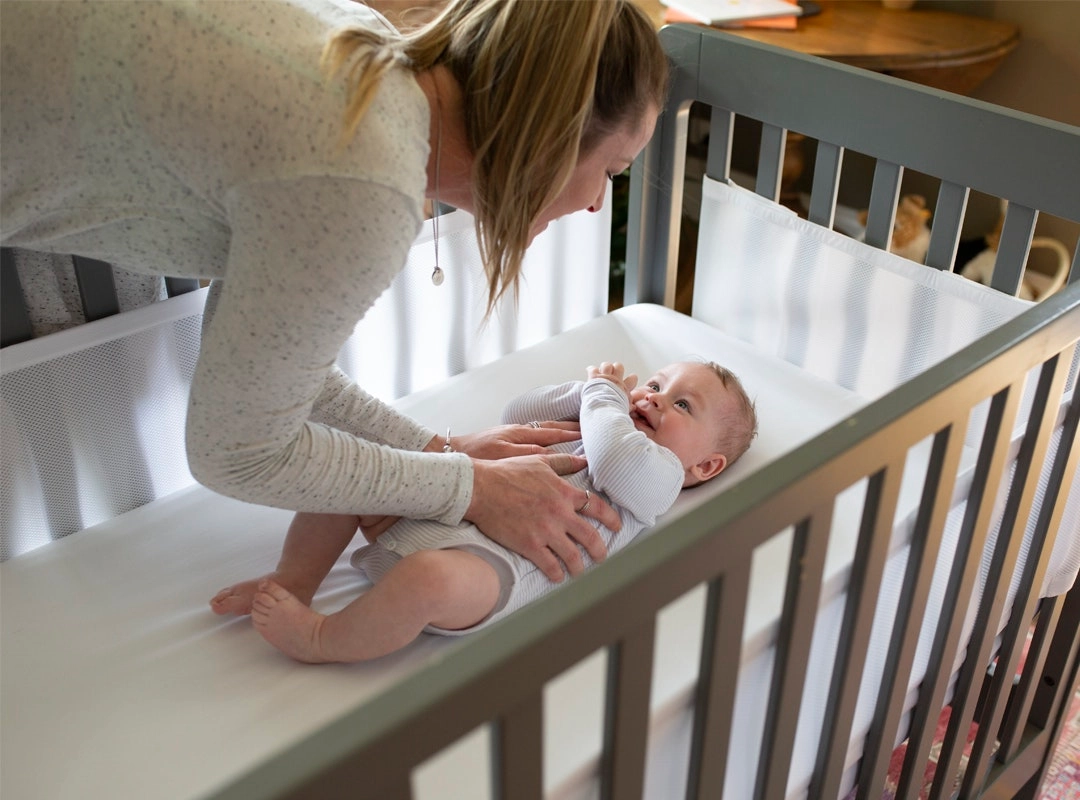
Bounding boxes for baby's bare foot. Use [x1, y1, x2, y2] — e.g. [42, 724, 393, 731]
[210, 579, 264, 616]
[210, 573, 317, 616]
[251, 580, 328, 663]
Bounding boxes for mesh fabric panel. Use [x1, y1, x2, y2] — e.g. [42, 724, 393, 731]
[1, 313, 201, 560]
[692, 178, 1034, 400]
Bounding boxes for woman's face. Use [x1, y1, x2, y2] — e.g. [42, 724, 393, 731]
[530, 106, 659, 241]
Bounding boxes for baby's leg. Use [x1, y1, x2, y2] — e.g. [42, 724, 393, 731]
[251, 548, 501, 663]
[211, 512, 360, 616]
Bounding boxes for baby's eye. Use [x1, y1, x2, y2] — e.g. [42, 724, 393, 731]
[675, 399, 690, 411]
[647, 382, 660, 391]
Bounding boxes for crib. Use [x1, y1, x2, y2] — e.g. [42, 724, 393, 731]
[2, 24, 1079, 800]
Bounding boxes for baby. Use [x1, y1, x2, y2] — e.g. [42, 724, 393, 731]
[211, 360, 757, 663]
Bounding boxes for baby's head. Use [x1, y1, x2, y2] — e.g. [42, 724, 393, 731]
[629, 360, 757, 487]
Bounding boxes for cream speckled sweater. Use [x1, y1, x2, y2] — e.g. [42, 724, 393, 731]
[1, 0, 472, 522]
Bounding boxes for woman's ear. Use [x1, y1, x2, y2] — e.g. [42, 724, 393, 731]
[689, 453, 727, 484]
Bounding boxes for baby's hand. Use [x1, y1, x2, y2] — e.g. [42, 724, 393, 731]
[587, 361, 637, 397]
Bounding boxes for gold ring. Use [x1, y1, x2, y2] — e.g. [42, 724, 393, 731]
[577, 489, 591, 514]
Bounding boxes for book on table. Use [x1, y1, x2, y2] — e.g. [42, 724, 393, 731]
[660, 0, 803, 27]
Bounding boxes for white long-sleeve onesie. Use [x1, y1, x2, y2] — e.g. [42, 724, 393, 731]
[352, 377, 685, 633]
[0, 0, 472, 523]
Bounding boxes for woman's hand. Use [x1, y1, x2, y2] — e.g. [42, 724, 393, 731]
[426, 422, 581, 460]
[466, 454, 621, 582]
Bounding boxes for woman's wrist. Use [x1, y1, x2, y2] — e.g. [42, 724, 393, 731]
[422, 428, 456, 453]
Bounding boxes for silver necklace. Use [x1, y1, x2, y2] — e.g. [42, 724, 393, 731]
[430, 84, 444, 287]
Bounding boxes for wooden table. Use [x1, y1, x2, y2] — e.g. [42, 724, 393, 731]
[635, 0, 1018, 94]
[373, 1, 1018, 95]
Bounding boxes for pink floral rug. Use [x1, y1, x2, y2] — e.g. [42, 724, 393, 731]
[839, 681, 1079, 799]
[1042, 688, 1080, 800]
[843, 688, 1080, 800]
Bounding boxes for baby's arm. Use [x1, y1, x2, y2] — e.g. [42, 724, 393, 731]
[501, 380, 586, 426]
[578, 372, 683, 525]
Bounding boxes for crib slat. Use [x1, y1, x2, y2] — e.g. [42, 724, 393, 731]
[956, 349, 1076, 795]
[71, 255, 120, 322]
[997, 598, 1059, 762]
[856, 419, 969, 798]
[985, 588, 1080, 797]
[601, 619, 656, 800]
[999, 388, 1080, 759]
[493, 694, 543, 800]
[863, 161, 904, 252]
[1028, 579, 1080, 731]
[811, 458, 905, 800]
[755, 123, 786, 203]
[380, 774, 413, 800]
[807, 141, 844, 229]
[165, 277, 200, 296]
[991, 203, 1038, 297]
[925, 181, 971, 272]
[686, 549, 753, 800]
[756, 504, 833, 800]
[896, 381, 1024, 800]
[706, 107, 735, 182]
[1, 248, 34, 347]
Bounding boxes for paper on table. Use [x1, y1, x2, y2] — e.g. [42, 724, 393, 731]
[661, 0, 802, 27]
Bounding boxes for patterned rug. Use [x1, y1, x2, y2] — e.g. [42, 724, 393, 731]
[846, 687, 1080, 799]
[1042, 688, 1080, 800]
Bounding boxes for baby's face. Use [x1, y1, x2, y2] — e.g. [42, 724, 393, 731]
[628, 362, 730, 485]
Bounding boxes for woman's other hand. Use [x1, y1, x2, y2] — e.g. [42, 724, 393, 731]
[466, 454, 620, 581]
[427, 422, 581, 460]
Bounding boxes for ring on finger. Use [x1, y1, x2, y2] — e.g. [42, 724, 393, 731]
[528, 420, 541, 429]
[577, 489, 591, 514]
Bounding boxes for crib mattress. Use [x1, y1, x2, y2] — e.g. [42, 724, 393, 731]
[2, 303, 1074, 800]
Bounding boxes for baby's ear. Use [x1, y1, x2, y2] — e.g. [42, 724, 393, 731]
[689, 452, 727, 484]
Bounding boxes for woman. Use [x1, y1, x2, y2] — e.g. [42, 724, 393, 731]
[0, 0, 668, 582]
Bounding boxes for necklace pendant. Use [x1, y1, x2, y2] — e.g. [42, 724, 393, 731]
[431, 265, 444, 286]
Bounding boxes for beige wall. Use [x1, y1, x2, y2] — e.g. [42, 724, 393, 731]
[933, 0, 1080, 127]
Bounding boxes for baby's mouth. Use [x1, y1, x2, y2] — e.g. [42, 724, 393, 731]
[631, 409, 654, 431]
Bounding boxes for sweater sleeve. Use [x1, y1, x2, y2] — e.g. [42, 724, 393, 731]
[578, 379, 684, 525]
[185, 177, 471, 524]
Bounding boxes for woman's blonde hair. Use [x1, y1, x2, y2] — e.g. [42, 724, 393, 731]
[322, 0, 668, 312]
